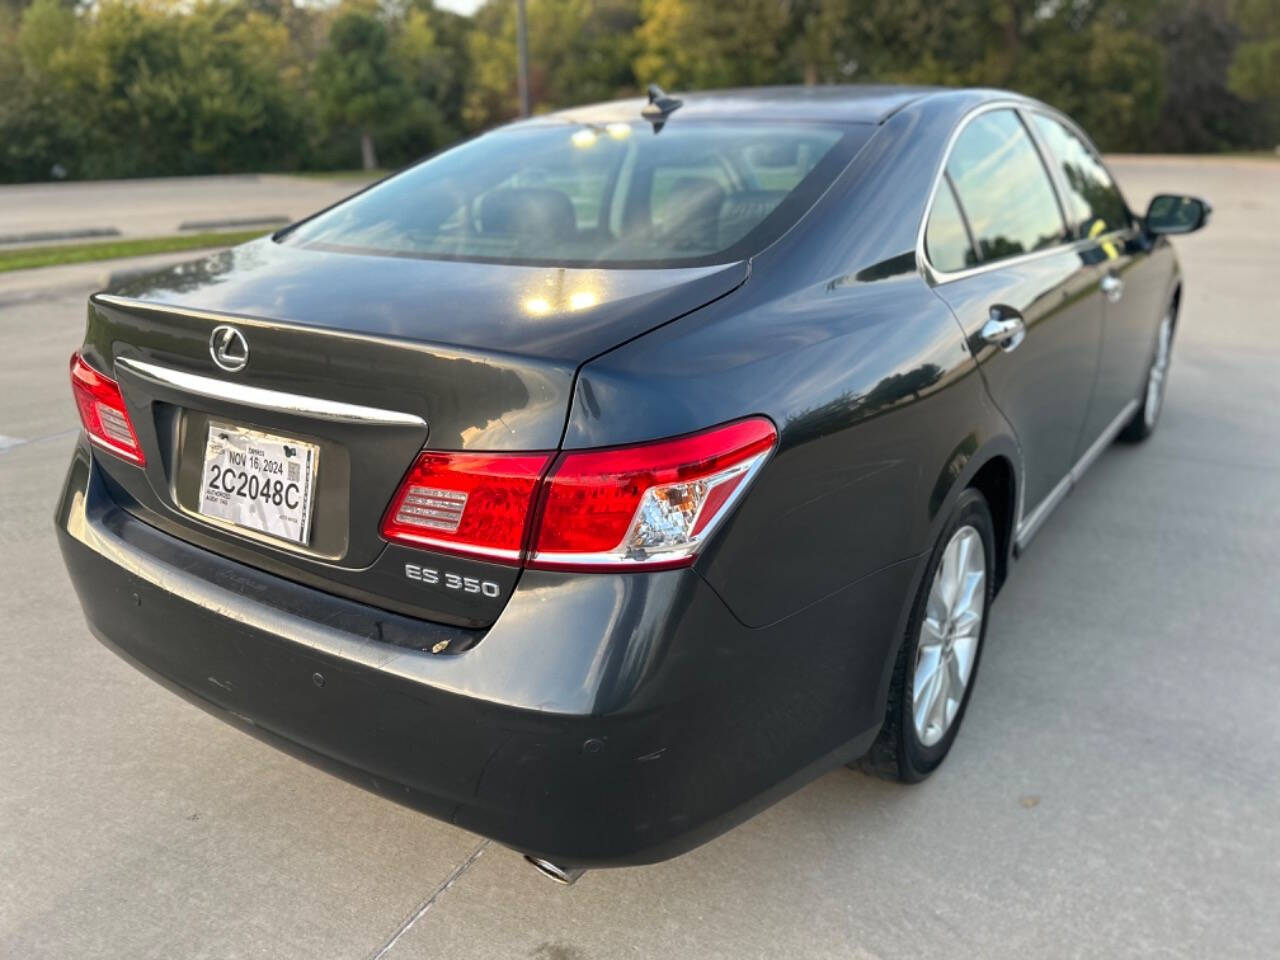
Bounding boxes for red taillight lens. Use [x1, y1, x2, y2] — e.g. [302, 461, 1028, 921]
[380, 451, 552, 563]
[380, 418, 777, 571]
[529, 417, 777, 571]
[69, 352, 146, 466]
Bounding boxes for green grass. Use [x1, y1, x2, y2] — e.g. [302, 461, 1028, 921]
[0, 229, 268, 274]
[289, 168, 386, 182]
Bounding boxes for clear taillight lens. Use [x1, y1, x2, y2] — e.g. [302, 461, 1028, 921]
[380, 451, 552, 563]
[529, 418, 777, 571]
[70, 352, 146, 466]
[379, 418, 777, 571]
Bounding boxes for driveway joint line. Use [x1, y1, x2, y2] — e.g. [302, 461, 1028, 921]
[0, 429, 78, 456]
[366, 839, 490, 960]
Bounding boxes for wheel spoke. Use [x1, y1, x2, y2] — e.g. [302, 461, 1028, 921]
[928, 659, 952, 734]
[925, 580, 948, 628]
[951, 633, 978, 687]
[1145, 314, 1173, 427]
[946, 648, 966, 700]
[937, 545, 959, 610]
[953, 571, 985, 624]
[920, 615, 946, 650]
[914, 646, 942, 704]
[951, 607, 981, 642]
[910, 524, 989, 748]
[951, 534, 972, 600]
[913, 660, 942, 740]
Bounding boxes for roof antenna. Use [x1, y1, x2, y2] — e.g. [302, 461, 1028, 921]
[641, 84, 682, 132]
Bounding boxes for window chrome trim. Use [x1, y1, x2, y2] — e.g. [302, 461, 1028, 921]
[115, 357, 427, 428]
[914, 100, 1129, 286]
[1021, 105, 1138, 232]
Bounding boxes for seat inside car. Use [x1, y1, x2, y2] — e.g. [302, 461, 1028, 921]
[653, 176, 725, 250]
[480, 187, 578, 240]
[717, 189, 789, 248]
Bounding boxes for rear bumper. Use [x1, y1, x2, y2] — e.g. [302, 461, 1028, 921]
[55, 442, 914, 867]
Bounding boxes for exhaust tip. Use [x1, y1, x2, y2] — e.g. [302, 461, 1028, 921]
[524, 856, 585, 886]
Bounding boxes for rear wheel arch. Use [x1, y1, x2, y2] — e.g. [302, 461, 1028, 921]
[965, 455, 1016, 597]
[925, 435, 1020, 600]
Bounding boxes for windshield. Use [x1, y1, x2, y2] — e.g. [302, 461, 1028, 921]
[279, 121, 862, 268]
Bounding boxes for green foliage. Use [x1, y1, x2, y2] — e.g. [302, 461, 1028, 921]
[2, 0, 310, 180]
[635, 0, 793, 90]
[313, 5, 405, 167]
[0, 0, 1276, 184]
[465, 0, 641, 130]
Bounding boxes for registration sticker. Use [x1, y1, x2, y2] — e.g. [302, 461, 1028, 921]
[196, 421, 318, 545]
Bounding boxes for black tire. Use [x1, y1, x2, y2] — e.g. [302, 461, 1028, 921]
[857, 487, 995, 783]
[1118, 302, 1176, 444]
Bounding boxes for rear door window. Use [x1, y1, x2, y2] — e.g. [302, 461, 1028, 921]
[944, 110, 1067, 265]
[1028, 113, 1129, 239]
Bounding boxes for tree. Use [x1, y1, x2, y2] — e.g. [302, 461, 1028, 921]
[634, 0, 793, 90]
[314, 6, 406, 169]
[465, 0, 641, 131]
[1228, 0, 1280, 144]
[2, 0, 1278, 184]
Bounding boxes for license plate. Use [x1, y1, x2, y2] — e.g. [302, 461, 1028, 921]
[196, 421, 318, 545]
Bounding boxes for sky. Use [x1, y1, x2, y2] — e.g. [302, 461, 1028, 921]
[434, 0, 484, 15]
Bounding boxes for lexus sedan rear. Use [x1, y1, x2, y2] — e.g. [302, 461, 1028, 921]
[55, 85, 1208, 879]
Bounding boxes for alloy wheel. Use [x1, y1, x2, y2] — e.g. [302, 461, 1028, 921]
[1144, 312, 1174, 428]
[912, 525, 987, 748]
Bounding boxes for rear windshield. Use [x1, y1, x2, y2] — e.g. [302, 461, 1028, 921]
[279, 121, 863, 268]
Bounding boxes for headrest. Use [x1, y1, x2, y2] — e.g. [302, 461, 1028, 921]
[717, 190, 789, 247]
[654, 176, 725, 250]
[480, 187, 577, 240]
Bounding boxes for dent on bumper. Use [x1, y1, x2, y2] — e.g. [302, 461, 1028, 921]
[55, 444, 912, 866]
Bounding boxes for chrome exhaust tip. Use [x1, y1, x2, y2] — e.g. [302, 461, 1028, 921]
[524, 856, 585, 885]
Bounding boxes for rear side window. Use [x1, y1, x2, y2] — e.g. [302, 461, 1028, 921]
[944, 110, 1066, 265]
[1028, 113, 1129, 239]
[925, 177, 978, 273]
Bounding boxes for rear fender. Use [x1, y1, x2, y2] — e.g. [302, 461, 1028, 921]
[870, 429, 1022, 726]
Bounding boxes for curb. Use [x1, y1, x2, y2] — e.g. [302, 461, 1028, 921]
[179, 216, 289, 232]
[0, 227, 121, 246]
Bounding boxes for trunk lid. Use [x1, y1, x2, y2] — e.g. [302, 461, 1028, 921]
[82, 238, 747, 629]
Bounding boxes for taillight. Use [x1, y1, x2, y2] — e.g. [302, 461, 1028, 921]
[380, 451, 552, 563]
[529, 417, 777, 571]
[70, 352, 146, 466]
[380, 418, 777, 571]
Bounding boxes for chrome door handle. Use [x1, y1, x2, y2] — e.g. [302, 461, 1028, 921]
[980, 312, 1025, 352]
[1101, 273, 1124, 303]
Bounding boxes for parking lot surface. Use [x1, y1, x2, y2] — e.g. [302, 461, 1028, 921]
[1, 157, 1277, 958]
[0, 173, 369, 243]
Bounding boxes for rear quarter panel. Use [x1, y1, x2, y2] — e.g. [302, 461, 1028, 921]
[566, 94, 1020, 628]
[568, 269, 1013, 627]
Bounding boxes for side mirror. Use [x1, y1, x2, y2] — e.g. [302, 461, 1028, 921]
[1145, 194, 1211, 235]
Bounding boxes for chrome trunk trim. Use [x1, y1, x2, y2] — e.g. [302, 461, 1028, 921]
[115, 357, 427, 428]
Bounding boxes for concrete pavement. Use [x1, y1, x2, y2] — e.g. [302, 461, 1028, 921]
[0, 157, 1277, 958]
[0, 174, 375, 244]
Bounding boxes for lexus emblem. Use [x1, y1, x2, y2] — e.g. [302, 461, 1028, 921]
[209, 325, 249, 373]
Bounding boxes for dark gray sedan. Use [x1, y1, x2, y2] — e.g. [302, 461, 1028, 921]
[56, 85, 1208, 882]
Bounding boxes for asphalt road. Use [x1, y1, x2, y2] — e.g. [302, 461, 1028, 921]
[1, 158, 1277, 959]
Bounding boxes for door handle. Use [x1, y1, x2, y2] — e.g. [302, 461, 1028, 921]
[1101, 273, 1124, 303]
[980, 309, 1025, 352]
